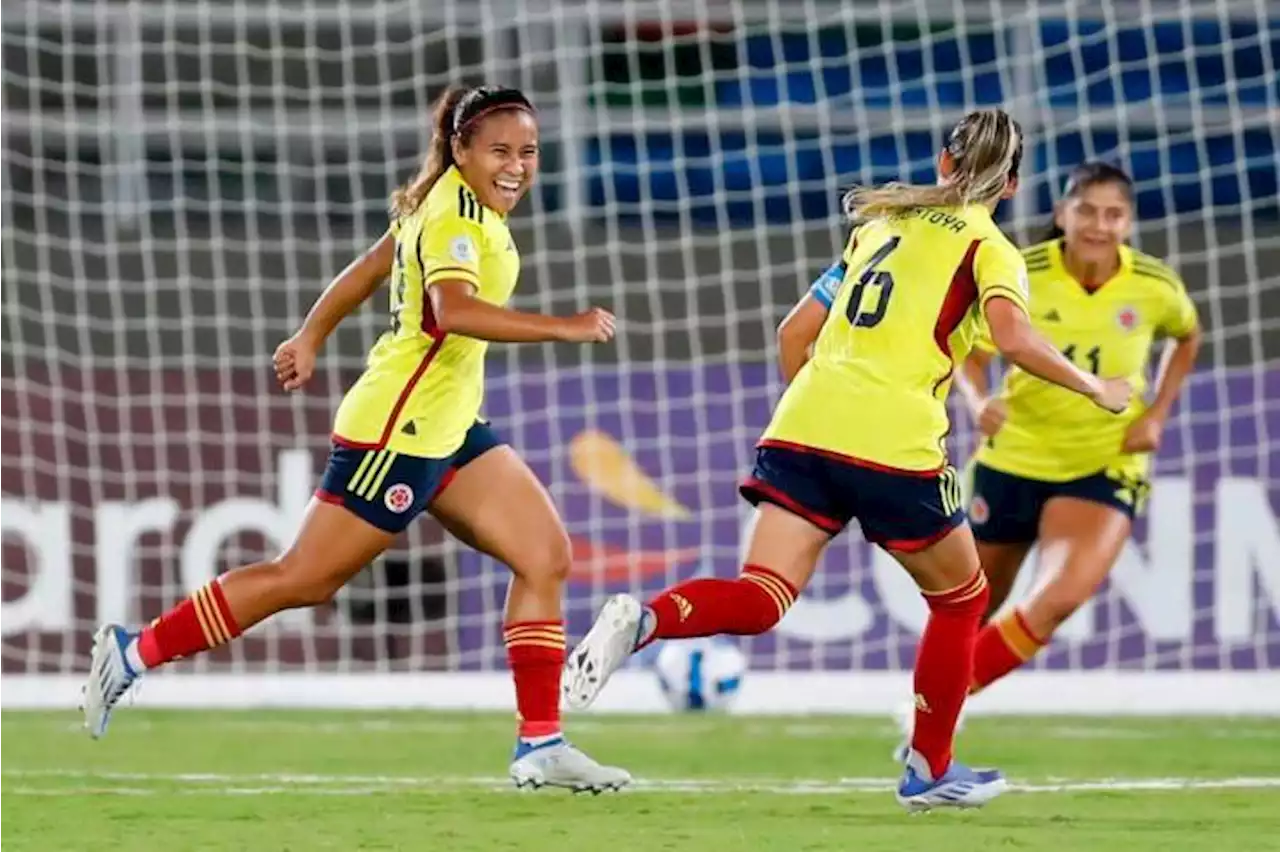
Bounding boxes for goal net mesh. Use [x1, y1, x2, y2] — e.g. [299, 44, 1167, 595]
[3, 0, 1276, 693]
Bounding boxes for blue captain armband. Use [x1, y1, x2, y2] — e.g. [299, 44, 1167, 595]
[809, 261, 846, 310]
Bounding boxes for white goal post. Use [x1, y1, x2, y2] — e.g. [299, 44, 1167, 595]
[2, 0, 1277, 714]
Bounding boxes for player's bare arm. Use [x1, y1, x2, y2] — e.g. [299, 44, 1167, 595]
[776, 293, 827, 382]
[428, 279, 615, 344]
[955, 348, 1007, 438]
[1122, 322, 1203, 452]
[274, 229, 397, 391]
[984, 296, 1131, 413]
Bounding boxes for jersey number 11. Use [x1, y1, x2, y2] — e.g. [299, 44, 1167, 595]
[844, 237, 901, 329]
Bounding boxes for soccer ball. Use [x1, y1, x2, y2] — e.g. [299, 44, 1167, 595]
[653, 638, 747, 712]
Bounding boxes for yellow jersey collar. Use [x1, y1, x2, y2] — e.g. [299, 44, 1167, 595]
[1049, 239, 1133, 291]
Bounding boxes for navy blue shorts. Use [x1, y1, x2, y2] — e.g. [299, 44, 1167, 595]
[317, 421, 504, 533]
[739, 441, 966, 552]
[968, 461, 1146, 544]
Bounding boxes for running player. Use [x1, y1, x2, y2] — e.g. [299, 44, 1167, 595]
[956, 162, 1202, 694]
[563, 110, 1132, 812]
[81, 85, 631, 793]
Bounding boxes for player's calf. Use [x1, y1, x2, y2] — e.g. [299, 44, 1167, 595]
[563, 566, 797, 710]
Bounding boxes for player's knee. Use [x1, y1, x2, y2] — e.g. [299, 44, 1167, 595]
[1034, 583, 1091, 630]
[268, 554, 345, 609]
[513, 528, 573, 588]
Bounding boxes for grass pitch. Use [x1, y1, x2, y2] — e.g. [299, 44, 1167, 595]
[4, 710, 1279, 851]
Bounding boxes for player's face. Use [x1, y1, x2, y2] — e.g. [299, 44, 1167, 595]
[1055, 181, 1134, 263]
[454, 110, 540, 214]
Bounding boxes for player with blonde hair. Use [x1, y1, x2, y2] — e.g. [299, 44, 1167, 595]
[565, 110, 1132, 811]
[82, 85, 630, 793]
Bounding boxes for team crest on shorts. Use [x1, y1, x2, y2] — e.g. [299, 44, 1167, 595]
[970, 495, 990, 524]
[384, 483, 414, 514]
[1116, 306, 1139, 331]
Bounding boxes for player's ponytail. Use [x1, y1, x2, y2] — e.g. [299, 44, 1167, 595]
[1039, 161, 1135, 242]
[389, 85, 536, 219]
[843, 109, 1023, 221]
[389, 86, 473, 218]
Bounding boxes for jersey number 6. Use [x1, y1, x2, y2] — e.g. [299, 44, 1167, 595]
[844, 236, 901, 329]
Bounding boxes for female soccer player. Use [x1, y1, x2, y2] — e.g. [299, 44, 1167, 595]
[82, 85, 631, 793]
[956, 162, 1201, 694]
[563, 110, 1132, 811]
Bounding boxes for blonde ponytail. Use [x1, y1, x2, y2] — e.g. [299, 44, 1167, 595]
[842, 109, 1024, 221]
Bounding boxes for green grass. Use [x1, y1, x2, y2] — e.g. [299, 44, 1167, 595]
[5, 711, 1279, 851]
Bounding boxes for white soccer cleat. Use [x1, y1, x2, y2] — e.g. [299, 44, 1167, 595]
[562, 594, 643, 710]
[80, 623, 141, 739]
[896, 749, 1007, 813]
[509, 739, 632, 794]
[892, 697, 969, 764]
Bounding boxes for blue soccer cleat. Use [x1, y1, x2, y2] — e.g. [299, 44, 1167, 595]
[80, 623, 141, 739]
[896, 749, 1008, 812]
[508, 736, 632, 794]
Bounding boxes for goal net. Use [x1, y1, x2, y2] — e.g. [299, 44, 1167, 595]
[3, 0, 1277, 713]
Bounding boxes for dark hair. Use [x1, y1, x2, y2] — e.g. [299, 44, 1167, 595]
[1041, 160, 1135, 241]
[843, 109, 1023, 220]
[389, 85, 536, 218]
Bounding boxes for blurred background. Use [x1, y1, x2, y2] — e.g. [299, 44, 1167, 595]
[2, 0, 1276, 712]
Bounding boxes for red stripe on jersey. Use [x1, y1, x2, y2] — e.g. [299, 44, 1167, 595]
[330, 434, 376, 450]
[757, 439, 944, 477]
[374, 334, 448, 449]
[933, 239, 981, 357]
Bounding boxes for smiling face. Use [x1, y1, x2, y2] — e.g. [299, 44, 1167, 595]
[1054, 180, 1134, 265]
[452, 109, 540, 214]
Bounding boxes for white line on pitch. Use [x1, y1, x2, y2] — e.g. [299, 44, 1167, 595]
[6, 770, 1280, 795]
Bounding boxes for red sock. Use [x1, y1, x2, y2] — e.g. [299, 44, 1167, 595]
[640, 564, 797, 649]
[971, 610, 1047, 694]
[136, 580, 242, 668]
[504, 621, 565, 739]
[911, 571, 990, 779]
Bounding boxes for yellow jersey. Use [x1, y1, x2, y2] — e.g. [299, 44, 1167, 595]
[332, 166, 521, 457]
[973, 239, 1198, 482]
[764, 204, 1029, 472]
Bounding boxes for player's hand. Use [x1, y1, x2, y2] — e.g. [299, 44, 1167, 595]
[1121, 410, 1165, 453]
[558, 308, 616, 343]
[1089, 377, 1134, 414]
[974, 397, 1008, 438]
[273, 334, 318, 392]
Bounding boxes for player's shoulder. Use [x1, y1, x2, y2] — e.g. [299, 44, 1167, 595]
[1128, 247, 1185, 290]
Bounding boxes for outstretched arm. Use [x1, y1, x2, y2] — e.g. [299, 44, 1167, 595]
[984, 297, 1130, 413]
[429, 281, 614, 344]
[298, 230, 396, 348]
[275, 231, 396, 391]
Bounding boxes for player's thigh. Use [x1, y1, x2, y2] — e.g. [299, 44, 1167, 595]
[1034, 496, 1131, 598]
[279, 497, 396, 589]
[428, 445, 571, 577]
[888, 521, 981, 593]
[740, 502, 832, 594]
[850, 464, 972, 590]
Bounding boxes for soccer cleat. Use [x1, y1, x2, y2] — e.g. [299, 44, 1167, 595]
[891, 698, 969, 764]
[508, 738, 632, 794]
[562, 594, 643, 711]
[80, 623, 141, 739]
[895, 749, 1007, 813]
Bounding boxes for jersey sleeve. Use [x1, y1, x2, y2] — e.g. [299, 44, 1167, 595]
[419, 204, 486, 290]
[808, 260, 846, 310]
[1158, 273, 1199, 338]
[973, 238, 1030, 317]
